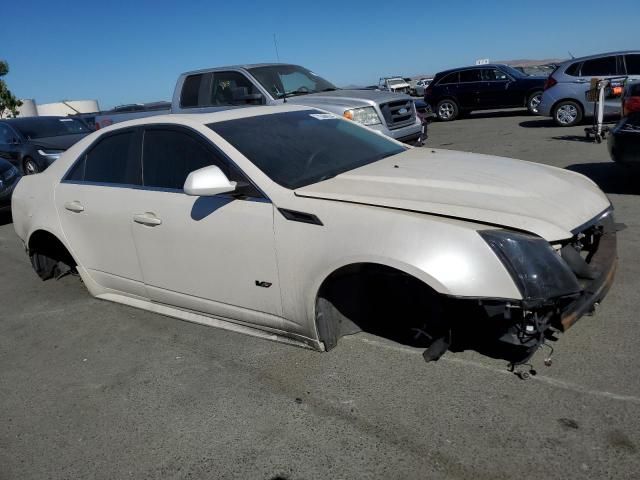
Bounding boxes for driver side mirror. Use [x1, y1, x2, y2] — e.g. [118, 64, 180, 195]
[184, 165, 236, 196]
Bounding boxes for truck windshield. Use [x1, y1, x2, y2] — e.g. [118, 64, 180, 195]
[248, 65, 338, 99]
[208, 110, 406, 189]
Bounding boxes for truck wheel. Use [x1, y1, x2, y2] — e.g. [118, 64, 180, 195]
[436, 99, 458, 121]
[553, 100, 583, 127]
[527, 91, 543, 114]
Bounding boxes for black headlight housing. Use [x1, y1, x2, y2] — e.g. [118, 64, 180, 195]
[479, 229, 581, 304]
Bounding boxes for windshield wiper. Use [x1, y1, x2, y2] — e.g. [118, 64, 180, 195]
[278, 88, 316, 99]
[319, 87, 339, 92]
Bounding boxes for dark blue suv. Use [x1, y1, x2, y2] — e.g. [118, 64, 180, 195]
[424, 64, 546, 121]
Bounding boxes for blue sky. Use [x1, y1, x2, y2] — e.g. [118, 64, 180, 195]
[2, 0, 637, 109]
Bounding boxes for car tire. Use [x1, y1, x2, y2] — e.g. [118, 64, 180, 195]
[552, 100, 583, 127]
[436, 99, 459, 121]
[527, 91, 543, 115]
[23, 157, 41, 175]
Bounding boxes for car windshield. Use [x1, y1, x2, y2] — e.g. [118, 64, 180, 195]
[387, 79, 406, 85]
[15, 118, 90, 139]
[248, 65, 338, 99]
[208, 110, 407, 189]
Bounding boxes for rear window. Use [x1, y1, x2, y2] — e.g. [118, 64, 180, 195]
[208, 110, 406, 189]
[564, 62, 580, 76]
[459, 70, 481, 82]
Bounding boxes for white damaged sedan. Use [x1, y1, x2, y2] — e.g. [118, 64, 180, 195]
[12, 105, 618, 366]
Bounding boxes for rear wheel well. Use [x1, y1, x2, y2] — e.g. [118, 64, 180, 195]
[28, 230, 76, 279]
[315, 263, 445, 351]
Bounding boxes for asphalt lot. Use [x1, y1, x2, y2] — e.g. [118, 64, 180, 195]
[1, 110, 639, 480]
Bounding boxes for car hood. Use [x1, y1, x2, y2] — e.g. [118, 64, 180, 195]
[27, 133, 89, 151]
[288, 89, 412, 109]
[294, 148, 611, 241]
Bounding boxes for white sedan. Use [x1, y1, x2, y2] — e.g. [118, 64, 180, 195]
[11, 105, 617, 365]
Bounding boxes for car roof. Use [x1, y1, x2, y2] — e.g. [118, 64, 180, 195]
[0, 116, 81, 130]
[558, 50, 640, 66]
[434, 64, 510, 76]
[97, 105, 317, 131]
[180, 63, 304, 76]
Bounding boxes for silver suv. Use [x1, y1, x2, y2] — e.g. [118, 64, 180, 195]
[538, 51, 640, 127]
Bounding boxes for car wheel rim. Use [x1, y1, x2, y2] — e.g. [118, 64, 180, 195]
[556, 104, 577, 125]
[25, 161, 38, 175]
[439, 102, 454, 119]
[530, 94, 542, 113]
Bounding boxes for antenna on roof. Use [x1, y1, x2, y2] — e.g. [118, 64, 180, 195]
[273, 33, 280, 62]
[568, 50, 575, 59]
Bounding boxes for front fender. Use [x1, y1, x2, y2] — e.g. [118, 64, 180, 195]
[273, 198, 523, 339]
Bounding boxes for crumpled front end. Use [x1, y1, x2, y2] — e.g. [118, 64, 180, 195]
[476, 209, 618, 365]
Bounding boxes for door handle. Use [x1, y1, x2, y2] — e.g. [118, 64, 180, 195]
[64, 201, 84, 213]
[133, 212, 162, 226]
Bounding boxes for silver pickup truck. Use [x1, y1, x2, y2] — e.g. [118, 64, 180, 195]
[171, 63, 423, 144]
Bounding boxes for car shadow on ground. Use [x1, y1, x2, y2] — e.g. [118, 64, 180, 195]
[0, 211, 12, 227]
[466, 109, 529, 120]
[566, 162, 640, 195]
[519, 118, 558, 128]
[551, 135, 595, 143]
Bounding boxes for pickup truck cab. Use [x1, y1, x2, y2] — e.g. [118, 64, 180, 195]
[171, 64, 423, 144]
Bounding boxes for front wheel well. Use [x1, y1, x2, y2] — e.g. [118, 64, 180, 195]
[315, 263, 445, 351]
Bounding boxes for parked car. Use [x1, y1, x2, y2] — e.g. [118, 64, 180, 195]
[424, 64, 545, 121]
[0, 117, 91, 174]
[622, 80, 640, 117]
[172, 64, 424, 144]
[378, 77, 412, 95]
[0, 158, 21, 212]
[415, 78, 433, 97]
[608, 112, 640, 165]
[538, 51, 640, 127]
[12, 105, 617, 365]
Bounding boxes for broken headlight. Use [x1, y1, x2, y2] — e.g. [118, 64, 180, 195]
[479, 229, 581, 302]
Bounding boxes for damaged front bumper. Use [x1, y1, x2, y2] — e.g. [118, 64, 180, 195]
[494, 210, 618, 360]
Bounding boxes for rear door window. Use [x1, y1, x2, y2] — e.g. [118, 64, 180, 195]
[67, 130, 141, 185]
[459, 70, 482, 82]
[624, 54, 640, 75]
[580, 56, 619, 76]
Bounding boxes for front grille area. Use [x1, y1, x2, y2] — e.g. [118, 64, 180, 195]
[379, 100, 416, 130]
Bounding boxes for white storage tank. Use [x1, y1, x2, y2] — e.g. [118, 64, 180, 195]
[36, 99, 100, 116]
[17, 99, 38, 117]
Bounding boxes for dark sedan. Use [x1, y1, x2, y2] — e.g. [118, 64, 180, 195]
[0, 116, 91, 175]
[424, 64, 546, 121]
[0, 158, 21, 212]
